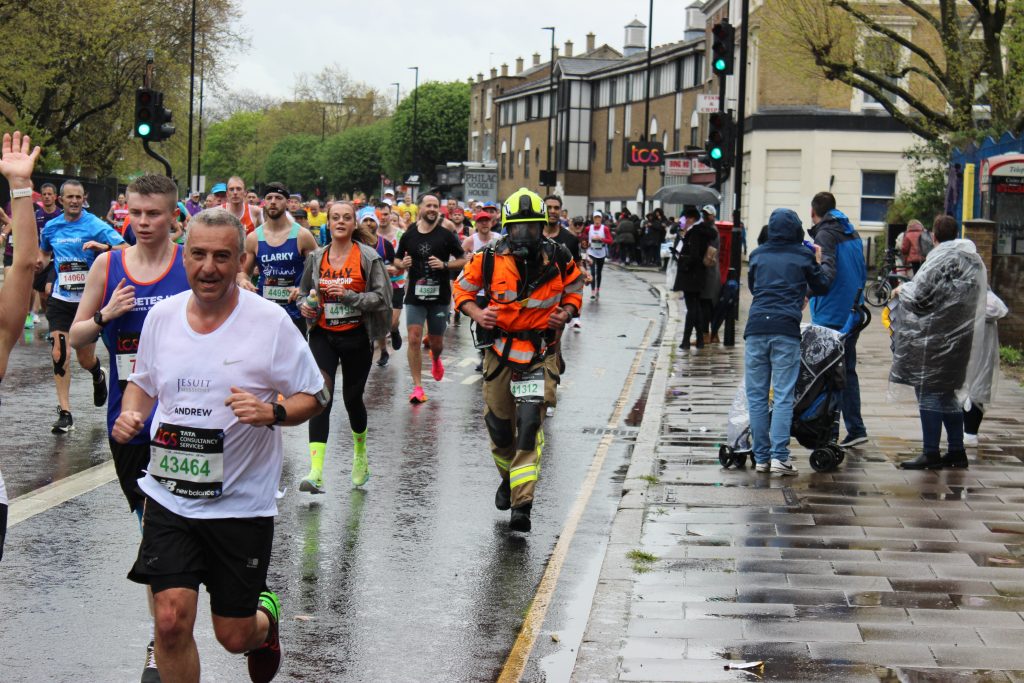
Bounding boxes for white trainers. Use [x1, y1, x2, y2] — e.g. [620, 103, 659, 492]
[770, 458, 798, 476]
[755, 462, 770, 473]
[545, 406, 555, 418]
[963, 433, 979, 447]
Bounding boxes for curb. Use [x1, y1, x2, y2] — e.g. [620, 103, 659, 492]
[571, 285, 679, 682]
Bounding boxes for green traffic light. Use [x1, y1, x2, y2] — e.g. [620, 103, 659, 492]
[137, 123, 151, 137]
[714, 58, 727, 72]
[710, 148, 723, 160]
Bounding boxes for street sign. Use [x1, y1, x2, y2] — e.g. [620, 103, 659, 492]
[697, 94, 720, 114]
[403, 173, 421, 186]
[627, 141, 665, 167]
[665, 158, 691, 176]
[464, 168, 498, 202]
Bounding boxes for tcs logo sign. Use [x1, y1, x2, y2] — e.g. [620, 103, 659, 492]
[628, 141, 665, 167]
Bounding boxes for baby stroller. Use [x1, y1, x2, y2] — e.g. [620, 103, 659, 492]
[718, 299, 871, 473]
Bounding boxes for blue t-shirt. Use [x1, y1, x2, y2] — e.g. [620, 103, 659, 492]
[40, 211, 125, 302]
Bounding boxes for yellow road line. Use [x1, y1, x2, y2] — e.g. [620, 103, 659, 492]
[497, 319, 655, 683]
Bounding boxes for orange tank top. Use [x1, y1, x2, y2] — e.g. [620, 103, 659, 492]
[317, 246, 365, 332]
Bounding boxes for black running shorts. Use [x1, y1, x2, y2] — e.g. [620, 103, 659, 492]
[392, 285, 405, 310]
[33, 262, 54, 292]
[109, 438, 149, 513]
[128, 499, 274, 618]
[45, 297, 78, 333]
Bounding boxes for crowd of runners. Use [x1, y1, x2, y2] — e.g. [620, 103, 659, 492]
[0, 130, 606, 683]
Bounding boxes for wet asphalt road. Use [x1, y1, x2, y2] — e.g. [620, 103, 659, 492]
[0, 267, 664, 682]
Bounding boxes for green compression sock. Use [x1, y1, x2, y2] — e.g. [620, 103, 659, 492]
[308, 442, 326, 479]
[352, 429, 367, 457]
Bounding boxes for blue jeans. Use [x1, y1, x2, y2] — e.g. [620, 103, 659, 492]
[827, 326, 866, 439]
[745, 334, 801, 464]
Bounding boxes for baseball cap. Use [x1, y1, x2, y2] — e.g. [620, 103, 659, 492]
[211, 182, 227, 194]
[700, 204, 717, 217]
[357, 206, 379, 227]
[482, 201, 498, 210]
[592, 210, 603, 217]
[474, 211, 492, 222]
[290, 193, 302, 200]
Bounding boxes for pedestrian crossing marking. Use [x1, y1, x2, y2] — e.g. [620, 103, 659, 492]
[461, 374, 482, 385]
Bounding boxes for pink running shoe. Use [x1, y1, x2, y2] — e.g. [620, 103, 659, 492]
[431, 353, 445, 382]
[409, 386, 428, 404]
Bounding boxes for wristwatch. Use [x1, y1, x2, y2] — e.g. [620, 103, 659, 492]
[93, 310, 106, 327]
[270, 401, 287, 426]
[9, 187, 32, 200]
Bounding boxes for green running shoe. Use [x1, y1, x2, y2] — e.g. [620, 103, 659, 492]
[246, 591, 282, 683]
[299, 475, 324, 494]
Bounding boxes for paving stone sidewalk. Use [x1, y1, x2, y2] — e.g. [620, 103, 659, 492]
[573, 288, 1024, 683]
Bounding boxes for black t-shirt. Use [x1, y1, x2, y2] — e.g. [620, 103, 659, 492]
[396, 223, 465, 305]
[548, 227, 581, 263]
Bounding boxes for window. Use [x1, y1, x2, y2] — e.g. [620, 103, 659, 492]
[556, 82, 592, 172]
[689, 110, 699, 147]
[483, 132, 493, 162]
[862, 37, 899, 106]
[472, 95, 479, 122]
[486, 89, 493, 119]
[598, 79, 611, 108]
[470, 134, 479, 160]
[861, 171, 896, 223]
[500, 141, 508, 179]
[523, 138, 531, 178]
[605, 107, 615, 172]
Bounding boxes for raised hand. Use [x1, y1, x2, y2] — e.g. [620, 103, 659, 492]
[0, 131, 41, 183]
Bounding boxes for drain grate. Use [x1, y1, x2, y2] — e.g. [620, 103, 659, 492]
[582, 427, 639, 437]
[781, 487, 801, 506]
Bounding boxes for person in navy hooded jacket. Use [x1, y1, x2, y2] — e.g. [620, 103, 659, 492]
[745, 208, 830, 476]
[808, 192, 868, 448]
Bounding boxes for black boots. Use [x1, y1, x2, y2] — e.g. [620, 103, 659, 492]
[510, 503, 532, 532]
[495, 479, 511, 511]
[940, 450, 969, 469]
[899, 451, 942, 470]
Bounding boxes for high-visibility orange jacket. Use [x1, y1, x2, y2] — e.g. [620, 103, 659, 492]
[454, 237, 584, 367]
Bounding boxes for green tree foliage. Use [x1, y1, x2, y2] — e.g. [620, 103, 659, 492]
[0, 0, 238, 177]
[383, 81, 470, 184]
[264, 135, 321, 198]
[200, 112, 263, 188]
[319, 121, 390, 198]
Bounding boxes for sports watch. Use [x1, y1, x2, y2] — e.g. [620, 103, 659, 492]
[270, 401, 287, 426]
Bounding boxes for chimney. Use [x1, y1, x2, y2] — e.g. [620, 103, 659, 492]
[515, 56, 524, 74]
[532, 52, 541, 66]
[623, 18, 646, 57]
[586, 32, 596, 52]
[490, 67, 498, 79]
[477, 72, 484, 83]
[500, 63, 508, 77]
[564, 40, 574, 57]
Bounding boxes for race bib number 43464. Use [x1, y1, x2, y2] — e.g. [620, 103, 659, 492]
[148, 423, 225, 499]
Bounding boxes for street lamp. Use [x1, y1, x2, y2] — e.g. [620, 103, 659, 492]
[408, 66, 419, 173]
[542, 26, 555, 191]
[390, 82, 400, 110]
[640, 0, 654, 216]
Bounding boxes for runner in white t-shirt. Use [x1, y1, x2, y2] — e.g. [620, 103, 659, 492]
[113, 208, 326, 683]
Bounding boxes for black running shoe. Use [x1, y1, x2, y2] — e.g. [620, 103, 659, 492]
[391, 328, 402, 350]
[93, 367, 108, 407]
[141, 639, 160, 683]
[246, 591, 282, 683]
[377, 350, 389, 368]
[52, 407, 74, 434]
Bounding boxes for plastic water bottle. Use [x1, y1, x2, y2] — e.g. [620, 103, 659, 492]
[305, 289, 319, 311]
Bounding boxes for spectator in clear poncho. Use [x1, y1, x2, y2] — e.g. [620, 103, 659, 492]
[890, 215, 987, 470]
[963, 289, 1009, 447]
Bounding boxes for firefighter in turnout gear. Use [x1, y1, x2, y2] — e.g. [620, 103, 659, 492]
[453, 188, 585, 532]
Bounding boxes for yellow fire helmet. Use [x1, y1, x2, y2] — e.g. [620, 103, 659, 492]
[501, 187, 547, 226]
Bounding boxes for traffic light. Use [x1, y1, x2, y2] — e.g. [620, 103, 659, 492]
[134, 88, 175, 142]
[711, 21, 735, 76]
[704, 111, 735, 170]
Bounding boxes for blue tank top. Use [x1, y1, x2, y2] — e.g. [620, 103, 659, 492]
[100, 245, 189, 443]
[256, 224, 304, 319]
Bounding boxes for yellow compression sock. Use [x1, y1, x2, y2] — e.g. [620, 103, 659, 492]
[308, 442, 326, 479]
[352, 430, 367, 457]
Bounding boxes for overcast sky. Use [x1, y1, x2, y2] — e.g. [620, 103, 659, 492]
[219, 0, 697, 103]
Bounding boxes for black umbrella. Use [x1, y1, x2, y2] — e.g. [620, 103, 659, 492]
[651, 184, 721, 206]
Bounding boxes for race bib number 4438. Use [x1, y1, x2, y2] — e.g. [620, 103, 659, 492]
[148, 423, 225, 498]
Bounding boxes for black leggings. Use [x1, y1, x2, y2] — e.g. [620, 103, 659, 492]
[0, 503, 7, 563]
[589, 257, 605, 291]
[308, 326, 373, 442]
[964, 403, 984, 434]
[682, 292, 704, 346]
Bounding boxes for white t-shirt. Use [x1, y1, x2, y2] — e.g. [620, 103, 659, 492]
[130, 289, 324, 519]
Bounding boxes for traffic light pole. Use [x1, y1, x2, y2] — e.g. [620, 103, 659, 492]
[143, 139, 173, 180]
[723, 0, 750, 348]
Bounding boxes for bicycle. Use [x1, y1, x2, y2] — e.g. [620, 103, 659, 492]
[863, 248, 912, 307]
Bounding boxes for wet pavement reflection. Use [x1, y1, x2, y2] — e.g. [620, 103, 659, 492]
[588, 279, 1024, 682]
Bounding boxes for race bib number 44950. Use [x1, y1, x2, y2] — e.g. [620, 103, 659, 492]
[149, 423, 225, 498]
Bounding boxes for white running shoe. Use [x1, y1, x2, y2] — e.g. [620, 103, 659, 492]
[770, 458, 798, 476]
[545, 406, 555, 418]
[963, 433, 979, 447]
[755, 462, 770, 473]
